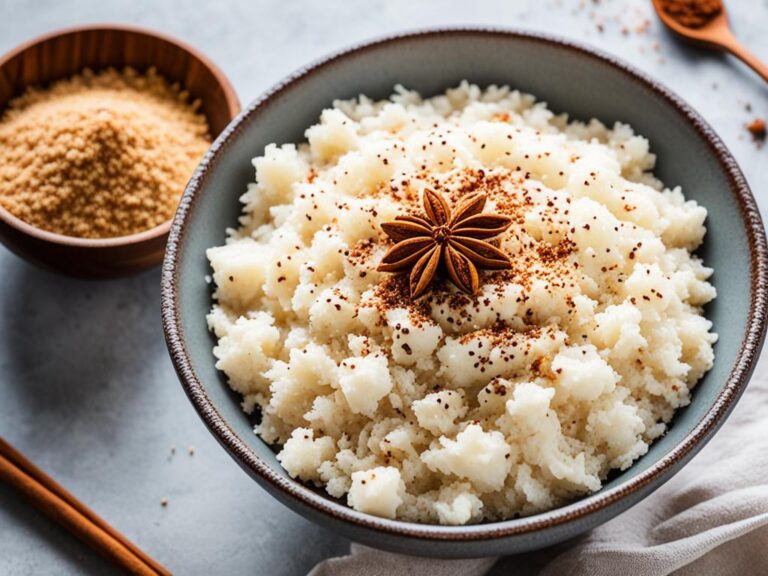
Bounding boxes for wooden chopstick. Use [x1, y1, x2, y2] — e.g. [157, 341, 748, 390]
[0, 437, 171, 575]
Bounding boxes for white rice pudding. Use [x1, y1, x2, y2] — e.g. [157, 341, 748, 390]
[206, 83, 717, 525]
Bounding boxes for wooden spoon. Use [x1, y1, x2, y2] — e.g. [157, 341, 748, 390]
[651, 0, 768, 82]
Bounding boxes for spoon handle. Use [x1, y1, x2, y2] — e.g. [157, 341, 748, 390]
[720, 34, 768, 83]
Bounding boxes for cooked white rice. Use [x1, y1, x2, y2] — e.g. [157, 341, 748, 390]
[206, 82, 716, 524]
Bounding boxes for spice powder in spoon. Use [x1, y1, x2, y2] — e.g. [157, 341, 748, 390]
[659, 0, 723, 29]
[0, 67, 211, 239]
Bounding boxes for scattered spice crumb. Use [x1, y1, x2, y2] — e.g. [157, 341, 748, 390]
[160, 497, 169, 507]
[635, 18, 651, 34]
[188, 446, 196, 456]
[747, 118, 766, 146]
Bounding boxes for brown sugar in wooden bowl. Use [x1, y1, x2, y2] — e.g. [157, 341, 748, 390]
[0, 25, 240, 278]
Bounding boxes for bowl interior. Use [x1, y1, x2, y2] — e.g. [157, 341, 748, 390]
[172, 31, 757, 528]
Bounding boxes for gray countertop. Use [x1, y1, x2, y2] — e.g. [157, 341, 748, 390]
[1, 0, 766, 574]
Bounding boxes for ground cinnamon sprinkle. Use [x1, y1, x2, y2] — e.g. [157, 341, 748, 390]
[747, 118, 766, 142]
[0, 67, 211, 238]
[659, 0, 722, 29]
[359, 165, 579, 331]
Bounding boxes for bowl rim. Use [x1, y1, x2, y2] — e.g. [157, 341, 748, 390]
[0, 23, 240, 248]
[161, 26, 768, 542]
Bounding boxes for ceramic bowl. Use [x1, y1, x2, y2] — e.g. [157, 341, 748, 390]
[0, 24, 240, 277]
[161, 28, 768, 557]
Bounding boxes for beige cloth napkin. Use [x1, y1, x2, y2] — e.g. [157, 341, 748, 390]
[309, 353, 768, 576]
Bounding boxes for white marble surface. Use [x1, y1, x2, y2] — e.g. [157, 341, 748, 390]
[1, 1, 766, 574]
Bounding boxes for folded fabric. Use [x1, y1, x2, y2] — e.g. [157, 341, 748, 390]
[310, 354, 768, 576]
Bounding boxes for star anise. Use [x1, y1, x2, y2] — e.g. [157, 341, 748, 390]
[377, 189, 513, 298]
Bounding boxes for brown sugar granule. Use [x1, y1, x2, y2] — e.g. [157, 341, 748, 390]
[0, 67, 211, 238]
[659, 0, 722, 29]
[747, 118, 766, 142]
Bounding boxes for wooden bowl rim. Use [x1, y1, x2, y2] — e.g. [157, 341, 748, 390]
[0, 23, 241, 249]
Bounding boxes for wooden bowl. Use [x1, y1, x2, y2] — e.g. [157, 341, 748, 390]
[0, 25, 240, 277]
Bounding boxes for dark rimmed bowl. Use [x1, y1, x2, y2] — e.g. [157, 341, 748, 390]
[161, 28, 768, 557]
[0, 24, 241, 277]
